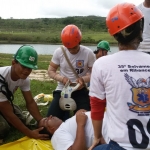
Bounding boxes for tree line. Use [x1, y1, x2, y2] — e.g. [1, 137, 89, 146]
[0, 16, 117, 44]
[0, 16, 107, 32]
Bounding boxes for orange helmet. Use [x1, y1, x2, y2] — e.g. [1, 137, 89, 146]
[61, 24, 82, 48]
[106, 3, 143, 36]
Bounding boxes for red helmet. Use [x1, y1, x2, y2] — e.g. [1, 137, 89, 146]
[61, 24, 82, 48]
[106, 3, 143, 35]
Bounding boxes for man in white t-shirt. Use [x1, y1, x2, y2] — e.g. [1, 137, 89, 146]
[137, 0, 150, 54]
[39, 109, 106, 150]
[0, 45, 49, 142]
[47, 24, 96, 121]
[89, 3, 150, 150]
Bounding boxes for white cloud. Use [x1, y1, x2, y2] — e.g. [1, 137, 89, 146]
[0, 0, 143, 19]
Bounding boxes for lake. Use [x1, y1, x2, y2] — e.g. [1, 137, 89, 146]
[0, 44, 119, 55]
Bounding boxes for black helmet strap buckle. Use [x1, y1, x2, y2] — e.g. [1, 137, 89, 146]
[0, 74, 15, 112]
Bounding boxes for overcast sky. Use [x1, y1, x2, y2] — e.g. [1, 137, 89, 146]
[0, 0, 143, 19]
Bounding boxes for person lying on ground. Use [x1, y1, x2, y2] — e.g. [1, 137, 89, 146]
[39, 109, 106, 150]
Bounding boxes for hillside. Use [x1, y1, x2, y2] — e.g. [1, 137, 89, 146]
[0, 16, 116, 44]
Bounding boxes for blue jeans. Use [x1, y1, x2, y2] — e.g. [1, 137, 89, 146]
[93, 140, 126, 150]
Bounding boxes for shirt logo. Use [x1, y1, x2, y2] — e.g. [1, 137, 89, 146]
[125, 73, 150, 116]
[76, 60, 84, 68]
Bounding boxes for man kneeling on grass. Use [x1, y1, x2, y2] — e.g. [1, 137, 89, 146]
[0, 45, 49, 142]
[39, 109, 106, 150]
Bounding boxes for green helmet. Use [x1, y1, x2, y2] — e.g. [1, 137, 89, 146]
[14, 45, 38, 70]
[97, 40, 110, 52]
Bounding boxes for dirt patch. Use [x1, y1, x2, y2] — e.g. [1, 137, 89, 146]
[29, 70, 54, 81]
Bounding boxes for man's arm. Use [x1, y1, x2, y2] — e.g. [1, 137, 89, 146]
[88, 97, 106, 150]
[82, 67, 92, 83]
[48, 61, 69, 85]
[90, 120, 103, 148]
[0, 101, 48, 139]
[21, 90, 43, 122]
[68, 109, 87, 150]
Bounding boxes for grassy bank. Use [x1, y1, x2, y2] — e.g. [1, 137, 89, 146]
[0, 31, 117, 45]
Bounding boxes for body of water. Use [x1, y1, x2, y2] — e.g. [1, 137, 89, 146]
[0, 44, 119, 55]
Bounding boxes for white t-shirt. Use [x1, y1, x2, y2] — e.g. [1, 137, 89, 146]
[89, 50, 150, 150]
[137, 3, 150, 51]
[51, 45, 96, 90]
[51, 112, 94, 150]
[0, 66, 30, 102]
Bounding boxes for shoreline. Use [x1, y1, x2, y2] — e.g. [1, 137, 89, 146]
[0, 41, 117, 46]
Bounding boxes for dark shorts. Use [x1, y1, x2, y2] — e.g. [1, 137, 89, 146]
[46, 87, 90, 121]
[0, 104, 26, 139]
[0, 115, 10, 139]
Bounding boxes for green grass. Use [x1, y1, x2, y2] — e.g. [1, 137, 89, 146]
[82, 31, 116, 44]
[0, 31, 117, 44]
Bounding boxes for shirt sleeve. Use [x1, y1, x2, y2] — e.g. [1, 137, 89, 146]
[51, 47, 61, 65]
[51, 125, 74, 150]
[88, 50, 96, 67]
[89, 59, 106, 100]
[19, 78, 30, 91]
